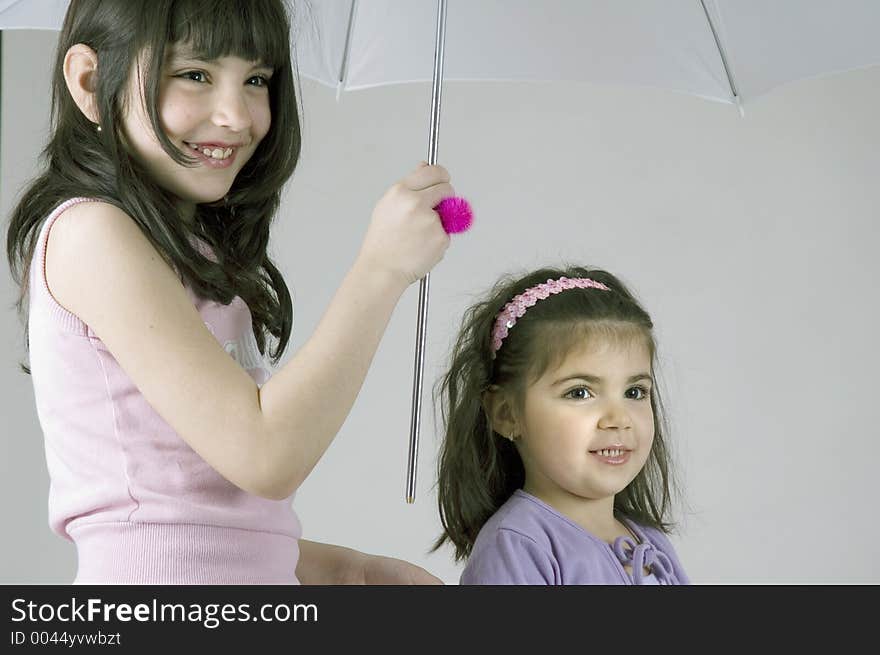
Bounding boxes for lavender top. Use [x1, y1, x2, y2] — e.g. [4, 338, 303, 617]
[460, 490, 689, 585]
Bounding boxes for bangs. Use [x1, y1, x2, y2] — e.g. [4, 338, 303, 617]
[169, 0, 290, 68]
[527, 320, 654, 384]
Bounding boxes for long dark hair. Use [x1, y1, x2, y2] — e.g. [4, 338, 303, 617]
[6, 0, 300, 369]
[433, 265, 680, 561]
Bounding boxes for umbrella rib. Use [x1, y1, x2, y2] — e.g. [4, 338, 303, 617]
[700, 0, 739, 101]
[337, 0, 358, 90]
[0, 0, 26, 18]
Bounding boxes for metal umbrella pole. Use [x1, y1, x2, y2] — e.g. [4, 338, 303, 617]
[406, 0, 448, 504]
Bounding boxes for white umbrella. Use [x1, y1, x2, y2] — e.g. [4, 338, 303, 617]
[4, 0, 880, 503]
[9, 0, 880, 105]
[292, 0, 880, 504]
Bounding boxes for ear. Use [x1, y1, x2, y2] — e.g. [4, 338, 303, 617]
[63, 43, 101, 125]
[482, 386, 519, 441]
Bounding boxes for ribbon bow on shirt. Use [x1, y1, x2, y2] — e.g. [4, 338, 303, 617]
[612, 536, 678, 585]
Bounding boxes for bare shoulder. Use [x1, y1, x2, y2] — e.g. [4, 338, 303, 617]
[45, 200, 179, 323]
[47, 199, 148, 253]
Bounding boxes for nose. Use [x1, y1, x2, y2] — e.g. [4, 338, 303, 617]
[210, 84, 253, 133]
[596, 400, 633, 431]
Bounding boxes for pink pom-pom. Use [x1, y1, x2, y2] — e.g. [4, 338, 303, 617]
[435, 196, 473, 234]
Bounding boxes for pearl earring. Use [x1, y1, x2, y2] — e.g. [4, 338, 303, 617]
[96, 124, 102, 133]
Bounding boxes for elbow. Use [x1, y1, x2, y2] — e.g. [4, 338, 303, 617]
[254, 475, 301, 502]
[252, 484, 296, 502]
[236, 411, 310, 501]
[242, 474, 300, 502]
[245, 444, 307, 501]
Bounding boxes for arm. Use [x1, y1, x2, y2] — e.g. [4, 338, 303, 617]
[47, 164, 452, 500]
[296, 540, 443, 585]
[295, 539, 364, 585]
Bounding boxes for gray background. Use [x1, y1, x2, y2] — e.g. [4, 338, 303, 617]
[2, 29, 878, 584]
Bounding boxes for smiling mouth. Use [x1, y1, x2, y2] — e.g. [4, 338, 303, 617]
[184, 142, 236, 160]
[590, 448, 628, 457]
[588, 447, 632, 465]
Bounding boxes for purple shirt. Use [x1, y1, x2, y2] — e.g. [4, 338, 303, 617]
[460, 490, 689, 585]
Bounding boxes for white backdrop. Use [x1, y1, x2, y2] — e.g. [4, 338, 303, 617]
[2, 28, 878, 583]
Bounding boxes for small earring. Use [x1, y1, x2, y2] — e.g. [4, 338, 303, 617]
[96, 124, 102, 133]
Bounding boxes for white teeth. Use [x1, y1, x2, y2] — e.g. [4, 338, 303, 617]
[598, 449, 624, 457]
[187, 143, 234, 160]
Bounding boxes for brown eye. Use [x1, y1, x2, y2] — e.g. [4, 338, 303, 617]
[565, 387, 592, 400]
[179, 71, 208, 83]
[248, 76, 271, 88]
[626, 386, 650, 400]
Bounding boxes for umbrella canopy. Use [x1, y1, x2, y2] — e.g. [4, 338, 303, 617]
[5, 1, 880, 106]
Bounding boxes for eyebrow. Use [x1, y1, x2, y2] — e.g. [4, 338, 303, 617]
[167, 50, 274, 72]
[552, 373, 653, 386]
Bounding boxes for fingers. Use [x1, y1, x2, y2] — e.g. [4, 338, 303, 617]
[403, 163, 450, 191]
[420, 182, 456, 212]
[364, 164, 457, 284]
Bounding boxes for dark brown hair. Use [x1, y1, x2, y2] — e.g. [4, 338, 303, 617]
[433, 265, 680, 561]
[6, 0, 301, 369]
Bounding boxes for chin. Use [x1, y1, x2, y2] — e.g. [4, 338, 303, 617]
[182, 189, 232, 205]
[586, 480, 630, 500]
[197, 193, 229, 204]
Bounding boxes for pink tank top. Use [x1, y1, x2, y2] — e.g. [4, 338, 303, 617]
[27, 198, 302, 584]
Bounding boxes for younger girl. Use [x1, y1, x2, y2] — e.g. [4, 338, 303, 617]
[6, 0, 453, 584]
[434, 266, 688, 584]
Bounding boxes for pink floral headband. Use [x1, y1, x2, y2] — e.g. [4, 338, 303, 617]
[490, 277, 611, 358]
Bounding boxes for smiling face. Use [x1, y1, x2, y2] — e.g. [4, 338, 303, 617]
[514, 335, 656, 512]
[121, 44, 273, 212]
